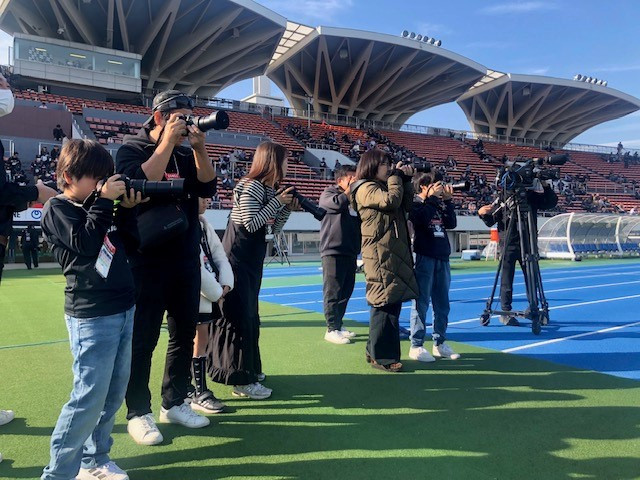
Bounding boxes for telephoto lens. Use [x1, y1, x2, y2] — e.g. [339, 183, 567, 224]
[183, 110, 230, 133]
[285, 186, 326, 221]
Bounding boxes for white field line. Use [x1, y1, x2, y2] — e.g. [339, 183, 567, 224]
[502, 320, 640, 353]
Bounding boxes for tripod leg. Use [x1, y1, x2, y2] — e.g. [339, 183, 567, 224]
[528, 208, 549, 325]
[518, 203, 542, 335]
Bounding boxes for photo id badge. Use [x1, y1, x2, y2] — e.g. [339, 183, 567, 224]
[95, 234, 116, 279]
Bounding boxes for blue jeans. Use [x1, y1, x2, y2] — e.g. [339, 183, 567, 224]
[42, 306, 134, 480]
[410, 255, 451, 347]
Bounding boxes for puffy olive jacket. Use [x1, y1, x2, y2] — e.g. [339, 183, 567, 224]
[350, 173, 419, 307]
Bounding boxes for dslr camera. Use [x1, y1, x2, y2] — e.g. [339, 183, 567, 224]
[176, 110, 230, 134]
[432, 171, 471, 192]
[499, 154, 568, 191]
[283, 185, 326, 221]
[117, 174, 184, 199]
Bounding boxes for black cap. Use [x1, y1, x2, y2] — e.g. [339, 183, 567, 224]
[144, 90, 194, 126]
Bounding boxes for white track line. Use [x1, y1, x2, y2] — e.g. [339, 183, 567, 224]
[502, 320, 640, 353]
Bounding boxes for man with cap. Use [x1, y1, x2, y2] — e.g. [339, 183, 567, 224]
[116, 91, 217, 445]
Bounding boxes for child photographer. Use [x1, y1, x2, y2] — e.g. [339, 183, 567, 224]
[186, 196, 234, 414]
[408, 172, 460, 362]
[350, 150, 419, 372]
[40, 139, 145, 480]
[207, 141, 297, 399]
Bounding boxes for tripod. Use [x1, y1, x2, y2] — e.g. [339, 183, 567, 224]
[265, 232, 291, 266]
[480, 188, 549, 335]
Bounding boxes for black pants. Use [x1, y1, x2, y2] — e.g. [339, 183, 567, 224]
[500, 242, 528, 311]
[23, 247, 38, 269]
[322, 255, 357, 331]
[368, 302, 402, 366]
[125, 264, 200, 419]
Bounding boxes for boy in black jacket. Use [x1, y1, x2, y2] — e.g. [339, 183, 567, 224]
[40, 140, 144, 480]
[408, 173, 460, 362]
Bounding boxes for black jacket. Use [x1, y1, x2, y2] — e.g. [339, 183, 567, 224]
[410, 196, 456, 260]
[115, 128, 217, 268]
[479, 186, 558, 242]
[41, 196, 137, 318]
[0, 166, 38, 237]
[319, 184, 361, 257]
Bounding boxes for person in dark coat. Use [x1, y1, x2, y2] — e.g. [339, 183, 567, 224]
[20, 225, 39, 269]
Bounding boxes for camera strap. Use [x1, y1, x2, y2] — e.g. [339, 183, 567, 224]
[200, 222, 219, 277]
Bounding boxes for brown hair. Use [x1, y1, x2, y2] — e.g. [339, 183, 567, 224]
[246, 141, 288, 186]
[413, 172, 435, 192]
[56, 139, 114, 190]
[356, 149, 391, 181]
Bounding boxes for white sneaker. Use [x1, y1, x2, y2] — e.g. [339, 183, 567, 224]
[340, 327, 356, 339]
[127, 414, 163, 445]
[159, 402, 210, 428]
[232, 382, 272, 399]
[324, 329, 350, 344]
[408, 346, 436, 363]
[433, 342, 461, 360]
[0, 410, 15, 426]
[76, 461, 129, 480]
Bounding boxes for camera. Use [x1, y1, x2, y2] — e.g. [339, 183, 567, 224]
[118, 174, 185, 199]
[499, 154, 568, 191]
[284, 185, 326, 221]
[403, 159, 431, 173]
[177, 110, 230, 134]
[433, 172, 471, 192]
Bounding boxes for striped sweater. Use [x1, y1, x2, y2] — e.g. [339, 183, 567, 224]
[230, 178, 291, 234]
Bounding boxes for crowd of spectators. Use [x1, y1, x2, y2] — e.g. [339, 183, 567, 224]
[3, 151, 28, 184]
[30, 146, 60, 184]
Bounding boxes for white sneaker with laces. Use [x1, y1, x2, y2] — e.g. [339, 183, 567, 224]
[408, 346, 436, 363]
[76, 461, 129, 480]
[340, 327, 356, 339]
[232, 382, 272, 399]
[0, 410, 15, 426]
[433, 342, 461, 360]
[324, 329, 350, 344]
[127, 414, 163, 445]
[159, 402, 210, 428]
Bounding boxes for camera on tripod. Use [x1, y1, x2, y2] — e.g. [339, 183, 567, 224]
[500, 154, 569, 190]
[283, 185, 326, 221]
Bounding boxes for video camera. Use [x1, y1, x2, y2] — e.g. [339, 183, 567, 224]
[284, 185, 326, 221]
[499, 154, 568, 191]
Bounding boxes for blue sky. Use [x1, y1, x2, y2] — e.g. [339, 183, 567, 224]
[1, 0, 638, 147]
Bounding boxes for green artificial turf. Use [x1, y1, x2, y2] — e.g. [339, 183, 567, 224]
[0, 266, 639, 480]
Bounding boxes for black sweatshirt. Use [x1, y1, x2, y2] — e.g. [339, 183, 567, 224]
[318, 184, 361, 257]
[41, 196, 136, 318]
[410, 196, 456, 260]
[115, 128, 217, 268]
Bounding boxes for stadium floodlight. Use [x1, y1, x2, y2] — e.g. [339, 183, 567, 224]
[416, 34, 423, 41]
[435, 39, 442, 47]
[429, 38, 436, 45]
[591, 78, 598, 84]
[603, 81, 608, 87]
[585, 76, 592, 83]
[422, 36, 430, 43]
[409, 32, 416, 39]
[573, 74, 582, 81]
[401, 30, 409, 37]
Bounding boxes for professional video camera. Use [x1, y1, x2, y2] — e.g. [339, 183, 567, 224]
[284, 185, 326, 221]
[177, 110, 230, 134]
[499, 154, 568, 191]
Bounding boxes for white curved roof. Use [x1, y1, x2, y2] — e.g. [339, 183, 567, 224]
[266, 25, 487, 124]
[457, 72, 640, 145]
[0, 0, 286, 96]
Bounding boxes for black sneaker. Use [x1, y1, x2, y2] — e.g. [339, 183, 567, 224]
[191, 390, 226, 414]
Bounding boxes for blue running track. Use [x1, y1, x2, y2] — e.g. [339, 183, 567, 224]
[260, 261, 640, 381]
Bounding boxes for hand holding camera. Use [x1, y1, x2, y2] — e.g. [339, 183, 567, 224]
[276, 186, 296, 206]
[120, 188, 150, 209]
[442, 183, 454, 201]
[163, 113, 188, 146]
[187, 124, 206, 152]
[99, 175, 127, 201]
[396, 161, 415, 177]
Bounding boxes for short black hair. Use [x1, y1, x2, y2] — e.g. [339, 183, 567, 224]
[335, 164, 356, 180]
[413, 172, 435, 192]
[56, 139, 114, 190]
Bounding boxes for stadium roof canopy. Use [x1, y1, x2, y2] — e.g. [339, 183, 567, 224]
[266, 23, 487, 124]
[457, 71, 640, 145]
[0, 0, 286, 96]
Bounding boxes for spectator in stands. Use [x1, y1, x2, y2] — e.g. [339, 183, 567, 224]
[350, 150, 418, 372]
[119, 122, 131, 134]
[53, 124, 65, 141]
[20, 225, 39, 269]
[51, 145, 60, 161]
[319, 165, 360, 345]
[319, 158, 328, 179]
[116, 90, 217, 445]
[211, 192, 221, 209]
[617, 141, 624, 155]
[208, 141, 297, 398]
[222, 174, 234, 189]
[38, 101, 47, 109]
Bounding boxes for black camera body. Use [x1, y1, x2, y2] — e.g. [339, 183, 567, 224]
[403, 159, 432, 173]
[117, 174, 185, 199]
[284, 185, 326, 221]
[177, 110, 230, 134]
[500, 154, 568, 191]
